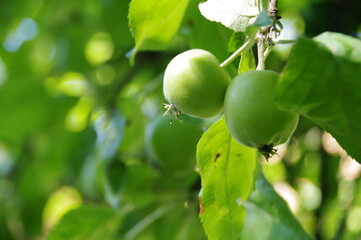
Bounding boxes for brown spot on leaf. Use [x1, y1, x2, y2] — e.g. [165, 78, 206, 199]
[214, 153, 221, 162]
[188, 19, 194, 27]
[199, 197, 204, 214]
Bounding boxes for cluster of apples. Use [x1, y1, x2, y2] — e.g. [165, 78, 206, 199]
[163, 49, 299, 153]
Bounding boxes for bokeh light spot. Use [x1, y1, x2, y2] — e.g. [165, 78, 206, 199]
[42, 186, 83, 233]
[58, 72, 89, 97]
[346, 207, 361, 232]
[0, 144, 14, 177]
[298, 179, 322, 211]
[274, 181, 300, 214]
[65, 97, 93, 132]
[85, 32, 114, 65]
[321, 132, 345, 156]
[3, 18, 38, 52]
[339, 156, 361, 181]
[0, 57, 7, 86]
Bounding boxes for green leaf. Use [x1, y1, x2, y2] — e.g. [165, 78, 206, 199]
[122, 165, 159, 208]
[227, 31, 256, 73]
[124, 203, 177, 240]
[240, 173, 312, 240]
[228, 32, 246, 53]
[197, 116, 257, 240]
[183, 0, 233, 61]
[199, 0, 266, 32]
[238, 49, 256, 74]
[128, 0, 190, 62]
[275, 32, 361, 163]
[314, 32, 361, 62]
[47, 205, 122, 240]
[0, 74, 68, 143]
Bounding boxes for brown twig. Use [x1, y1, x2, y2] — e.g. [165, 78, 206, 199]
[268, 0, 280, 19]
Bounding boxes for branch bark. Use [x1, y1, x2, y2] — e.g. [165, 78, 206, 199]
[268, 0, 279, 19]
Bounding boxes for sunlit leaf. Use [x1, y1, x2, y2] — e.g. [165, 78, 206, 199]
[275, 32, 361, 163]
[199, 0, 268, 32]
[314, 32, 361, 62]
[197, 116, 257, 240]
[128, 0, 190, 62]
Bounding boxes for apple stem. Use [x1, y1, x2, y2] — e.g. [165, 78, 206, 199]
[219, 38, 254, 68]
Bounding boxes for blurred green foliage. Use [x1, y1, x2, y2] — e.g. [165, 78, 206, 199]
[0, 0, 360, 239]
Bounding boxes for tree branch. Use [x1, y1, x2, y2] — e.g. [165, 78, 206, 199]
[268, 0, 279, 19]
